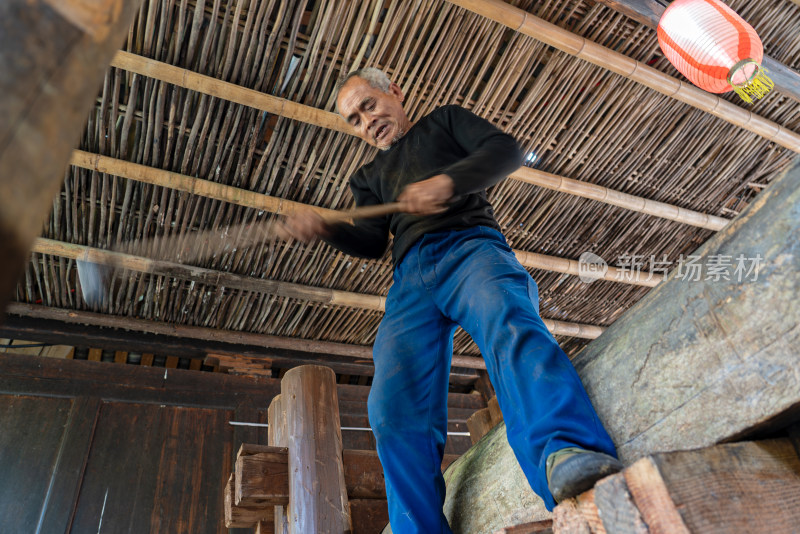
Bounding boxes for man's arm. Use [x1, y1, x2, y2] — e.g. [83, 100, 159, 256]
[396, 107, 523, 216]
[281, 171, 391, 259]
[438, 105, 524, 198]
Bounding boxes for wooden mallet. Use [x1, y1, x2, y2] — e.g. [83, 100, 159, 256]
[75, 202, 404, 306]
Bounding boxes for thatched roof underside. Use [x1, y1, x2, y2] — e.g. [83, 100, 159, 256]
[15, 0, 800, 374]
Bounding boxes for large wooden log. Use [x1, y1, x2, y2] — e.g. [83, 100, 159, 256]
[0, 0, 142, 316]
[435, 160, 800, 531]
[575, 160, 800, 461]
[283, 365, 351, 533]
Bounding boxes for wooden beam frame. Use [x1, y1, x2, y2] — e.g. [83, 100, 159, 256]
[3, 302, 491, 370]
[106, 52, 730, 231]
[592, 0, 800, 103]
[444, 0, 800, 152]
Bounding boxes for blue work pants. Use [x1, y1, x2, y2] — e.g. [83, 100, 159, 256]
[368, 226, 617, 533]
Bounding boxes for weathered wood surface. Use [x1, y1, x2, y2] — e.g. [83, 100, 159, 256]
[235, 445, 290, 507]
[624, 458, 690, 534]
[283, 365, 351, 533]
[226, 473, 274, 528]
[553, 438, 800, 534]
[350, 499, 391, 534]
[268, 395, 289, 534]
[592, 474, 648, 534]
[467, 407, 495, 444]
[494, 519, 554, 533]
[234, 443, 459, 506]
[574, 161, 800, 461]
[651, 439, 800, 533]
[0, 0, 142, 315]
[439, 424, 550, 534]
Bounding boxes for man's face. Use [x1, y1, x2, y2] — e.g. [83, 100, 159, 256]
[337, 77, 411, 150]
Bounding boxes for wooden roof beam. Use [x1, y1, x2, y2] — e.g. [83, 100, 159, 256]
[30, 238, 607, 342]
[5, 302, 485, 371]
[108, 52, 730, 231]
[444, 0, 800, 152]
[69, 150, 664, 287]
[593, 0, 800, 103]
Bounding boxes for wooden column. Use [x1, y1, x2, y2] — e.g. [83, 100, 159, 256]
[0, 0, 143, 316]
[268, 395, 289, 534]
[282, 365, 351, 533]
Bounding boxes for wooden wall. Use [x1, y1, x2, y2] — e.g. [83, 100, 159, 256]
[0, 352, 476, 533]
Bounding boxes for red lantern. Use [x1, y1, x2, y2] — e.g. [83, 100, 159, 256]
[657, 0, 774, 103]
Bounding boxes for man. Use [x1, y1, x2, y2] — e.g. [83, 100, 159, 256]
[282, 68, 621, 533]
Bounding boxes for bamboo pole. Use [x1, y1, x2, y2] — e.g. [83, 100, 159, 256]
[444, 0, 800, 154]
[106, 52, 730, 231]
[70, 150, 662, 287]
[29, 238, 606, 342]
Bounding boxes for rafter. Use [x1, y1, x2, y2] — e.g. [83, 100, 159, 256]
[30, 238, 607, 340]
[107, 51, 730, 231]
[444, 0, 800, 152]
[69, 151, 664, 287]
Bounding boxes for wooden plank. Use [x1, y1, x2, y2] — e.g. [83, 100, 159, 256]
[87, 348, 102, 362]
[235, 444, 458, 504]
[488, 395, 503, 425]
[236, 446, 290, 506]
[343, 449, 386, 500]
[226, 473, 274, 528]
[650, 439, 800, 533]
[283, 366, 351, 533]
[0, 0, 143, 315]
[552, 498, 591, 534]
[467, 407, 494, 444]
[574, 491, 605, 534]
[71, 402, 232, 533]
[0, 394, 73, 533]
[623, 458, 690, 534]
[592, 473, 648, 534]
[350, 499, 389, 534]
[37, 397, 101, 533]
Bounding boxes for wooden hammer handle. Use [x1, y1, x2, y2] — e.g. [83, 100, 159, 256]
[321, 202, 405, 224]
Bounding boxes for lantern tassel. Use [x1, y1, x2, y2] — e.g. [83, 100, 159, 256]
[732, 68, 774, 103]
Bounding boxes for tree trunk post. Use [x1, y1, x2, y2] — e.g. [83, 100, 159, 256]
[282, 365, 352, 533]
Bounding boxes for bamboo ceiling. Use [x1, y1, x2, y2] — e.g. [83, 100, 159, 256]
[14, 0, 800, 368]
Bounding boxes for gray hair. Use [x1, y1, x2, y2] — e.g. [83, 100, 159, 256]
[334, 68, 392, 114]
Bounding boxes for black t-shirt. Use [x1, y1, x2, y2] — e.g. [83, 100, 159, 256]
[324, 105, 523, 264]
